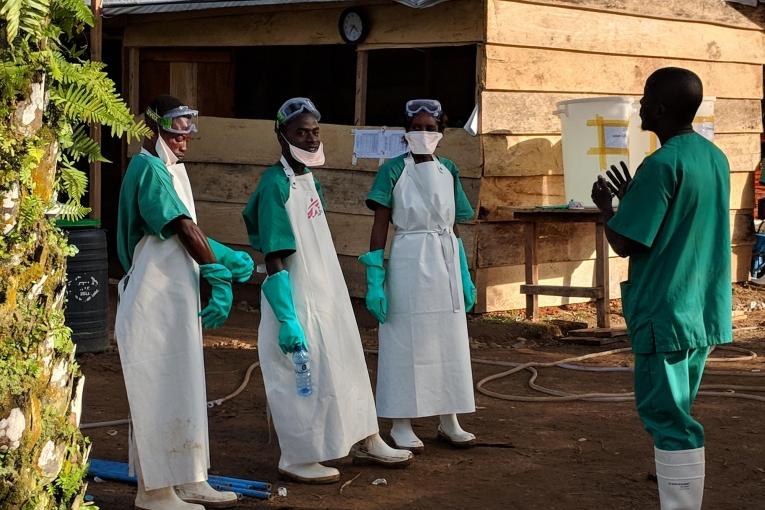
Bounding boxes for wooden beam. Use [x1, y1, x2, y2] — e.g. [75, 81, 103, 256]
[486, 1, 765, 65]
[480, 92, 764, 136]
[89, 0, 103, 220]
[123, 0, 482, 48]
[492, 0, 765, 31]
[484, 45, 763, 99]
[128, 48, 140, 115]
[520, 284, 603, 299]
[354, 50, 368, 126]
[594, 221, 610, 328]
[178, 117, 483, 177]
[523, 221, 538, 320]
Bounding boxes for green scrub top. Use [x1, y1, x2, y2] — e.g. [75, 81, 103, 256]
[608, 132, 732, 354]
[116, 152, 191, 272]
[242, 162, 325, 257]
[365, 154, 475, 222]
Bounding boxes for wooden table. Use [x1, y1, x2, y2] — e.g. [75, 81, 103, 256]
[514, 208, 612, 329]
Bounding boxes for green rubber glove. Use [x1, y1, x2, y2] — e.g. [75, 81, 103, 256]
[261, 270, 308, 355]
[359, 249, 387, 323]
[457, 238, 476, 313]
[199, 263, 233, 329]
[208, 237, 255, 283]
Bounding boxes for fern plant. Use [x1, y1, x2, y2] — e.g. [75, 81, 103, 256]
[0, 0, 149, 508]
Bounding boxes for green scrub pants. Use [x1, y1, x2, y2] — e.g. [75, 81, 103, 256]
[634, 348, 709, 451]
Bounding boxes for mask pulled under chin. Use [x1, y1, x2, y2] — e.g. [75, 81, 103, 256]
[405, 131, 443, 155]
[288, 141, 326, 167]
[155, 136, 179, 166]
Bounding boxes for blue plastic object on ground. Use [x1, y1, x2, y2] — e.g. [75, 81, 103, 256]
[87, 459, 272, 500]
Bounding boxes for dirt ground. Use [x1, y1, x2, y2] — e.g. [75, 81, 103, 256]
[79, 285, 765, 509]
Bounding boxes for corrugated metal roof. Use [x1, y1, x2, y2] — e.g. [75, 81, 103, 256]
[101, 0, 450, 15]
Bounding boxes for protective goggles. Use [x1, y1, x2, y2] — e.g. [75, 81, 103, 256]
[146, 105, 199, 135]
[405, 99, 443, 119]
[276, 97, 321, 127]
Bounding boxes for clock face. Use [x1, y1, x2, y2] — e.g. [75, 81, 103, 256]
[342, 11, 364, 43]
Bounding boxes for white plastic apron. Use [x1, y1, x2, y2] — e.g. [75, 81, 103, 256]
[115, 150, 209, 490]
[258, 158, 379, 465]
[376, 155, 475, 419]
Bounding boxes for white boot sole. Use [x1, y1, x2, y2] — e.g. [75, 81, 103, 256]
[277, 468, 340, 485]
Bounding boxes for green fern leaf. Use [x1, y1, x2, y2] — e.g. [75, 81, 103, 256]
[0, 0, 23, 43]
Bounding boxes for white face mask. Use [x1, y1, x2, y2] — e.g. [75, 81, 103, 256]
[405, 131, 443, 155]
[155, 135, 179, 166]
[281, 133, 326, 167]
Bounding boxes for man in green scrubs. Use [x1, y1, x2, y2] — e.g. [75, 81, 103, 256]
[592, 68, 732, 510]
[116, 95, 251, 509]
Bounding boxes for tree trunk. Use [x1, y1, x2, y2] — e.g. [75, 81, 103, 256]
[0, 73, 91, 509]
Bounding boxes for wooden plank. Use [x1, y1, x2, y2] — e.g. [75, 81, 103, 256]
[195, 201, 478, 264]
[483, 135, 563, 177]
[486, 1, 765, 64]
[475, 256, 631, 313]
[732, 242, 755, 283]
[123, 0, 482, 48]
[128, 48, 140, 115]
[482, 132, 761, 177]
[716, 133, 762, 174]
[505, 0, 765, 31]
[480, 92, 763, 135]
[523, 221, 538, 320]
[484, 45, 763, 99]
[89, 0, 103, 220]
[185, 162, 481, 216]
[476, 211, 754, 267]
[731, 172, 755, 210]
[478, 176, 565, 219]
[184, 117, 483, 177]
[354, 50, 368, 126]
[169, 62, 197, 108]
[520, 284, 603, 299]
[594, 221, 610, 328]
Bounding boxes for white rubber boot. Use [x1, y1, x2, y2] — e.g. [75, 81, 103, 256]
[352, 433, 414, 467]
[390, 418, 424, 453]
[655, 447, 705, 510]
[176, 480, 238, 508]
[277, 457, 340, 484]
[133, 438, 203, 510]
[437, 414, 476, 447]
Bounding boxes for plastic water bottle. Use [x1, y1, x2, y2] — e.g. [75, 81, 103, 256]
[293, 349, 312, 397]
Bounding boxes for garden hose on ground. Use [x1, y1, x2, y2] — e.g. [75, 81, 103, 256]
[473, 345, 765, 403]
[81, 343, 765, 430]
[80, 361, 260, 430]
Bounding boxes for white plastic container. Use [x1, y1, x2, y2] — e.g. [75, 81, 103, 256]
[555, 97, 634, 207]
[628, 96, 716, 172]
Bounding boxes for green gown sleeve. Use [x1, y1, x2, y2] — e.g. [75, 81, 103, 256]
[136, 158, 191, 239]
[366, 156, 406, 210]
[608, 157, 676, 248]
[441, 157, 475, 223]
[242, 168, 297, 256]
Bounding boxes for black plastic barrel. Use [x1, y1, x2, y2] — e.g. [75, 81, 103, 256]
[62, 223, 110, 353]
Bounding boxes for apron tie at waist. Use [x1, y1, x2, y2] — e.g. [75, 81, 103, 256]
[394, 227, 462, 313]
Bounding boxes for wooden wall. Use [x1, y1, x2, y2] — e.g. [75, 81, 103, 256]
[120, 0, 764, 312]
[475, 0, 765, 312]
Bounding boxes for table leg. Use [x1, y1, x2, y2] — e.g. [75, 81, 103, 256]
[524, 221, 538, 321]
[595, 221, 611, 328]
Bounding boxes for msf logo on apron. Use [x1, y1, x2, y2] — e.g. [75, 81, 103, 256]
[307, 197, 323, 220]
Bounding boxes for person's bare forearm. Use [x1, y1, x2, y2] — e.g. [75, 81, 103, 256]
[265, 252, 289, 275]
[172, 217, 216, 265]
[599, 208, 645, 258]
[370, 206, 392, 251]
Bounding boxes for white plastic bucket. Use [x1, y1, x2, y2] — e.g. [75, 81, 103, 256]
[555, 97, 634, 207]
[628, 96, 716, 172]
